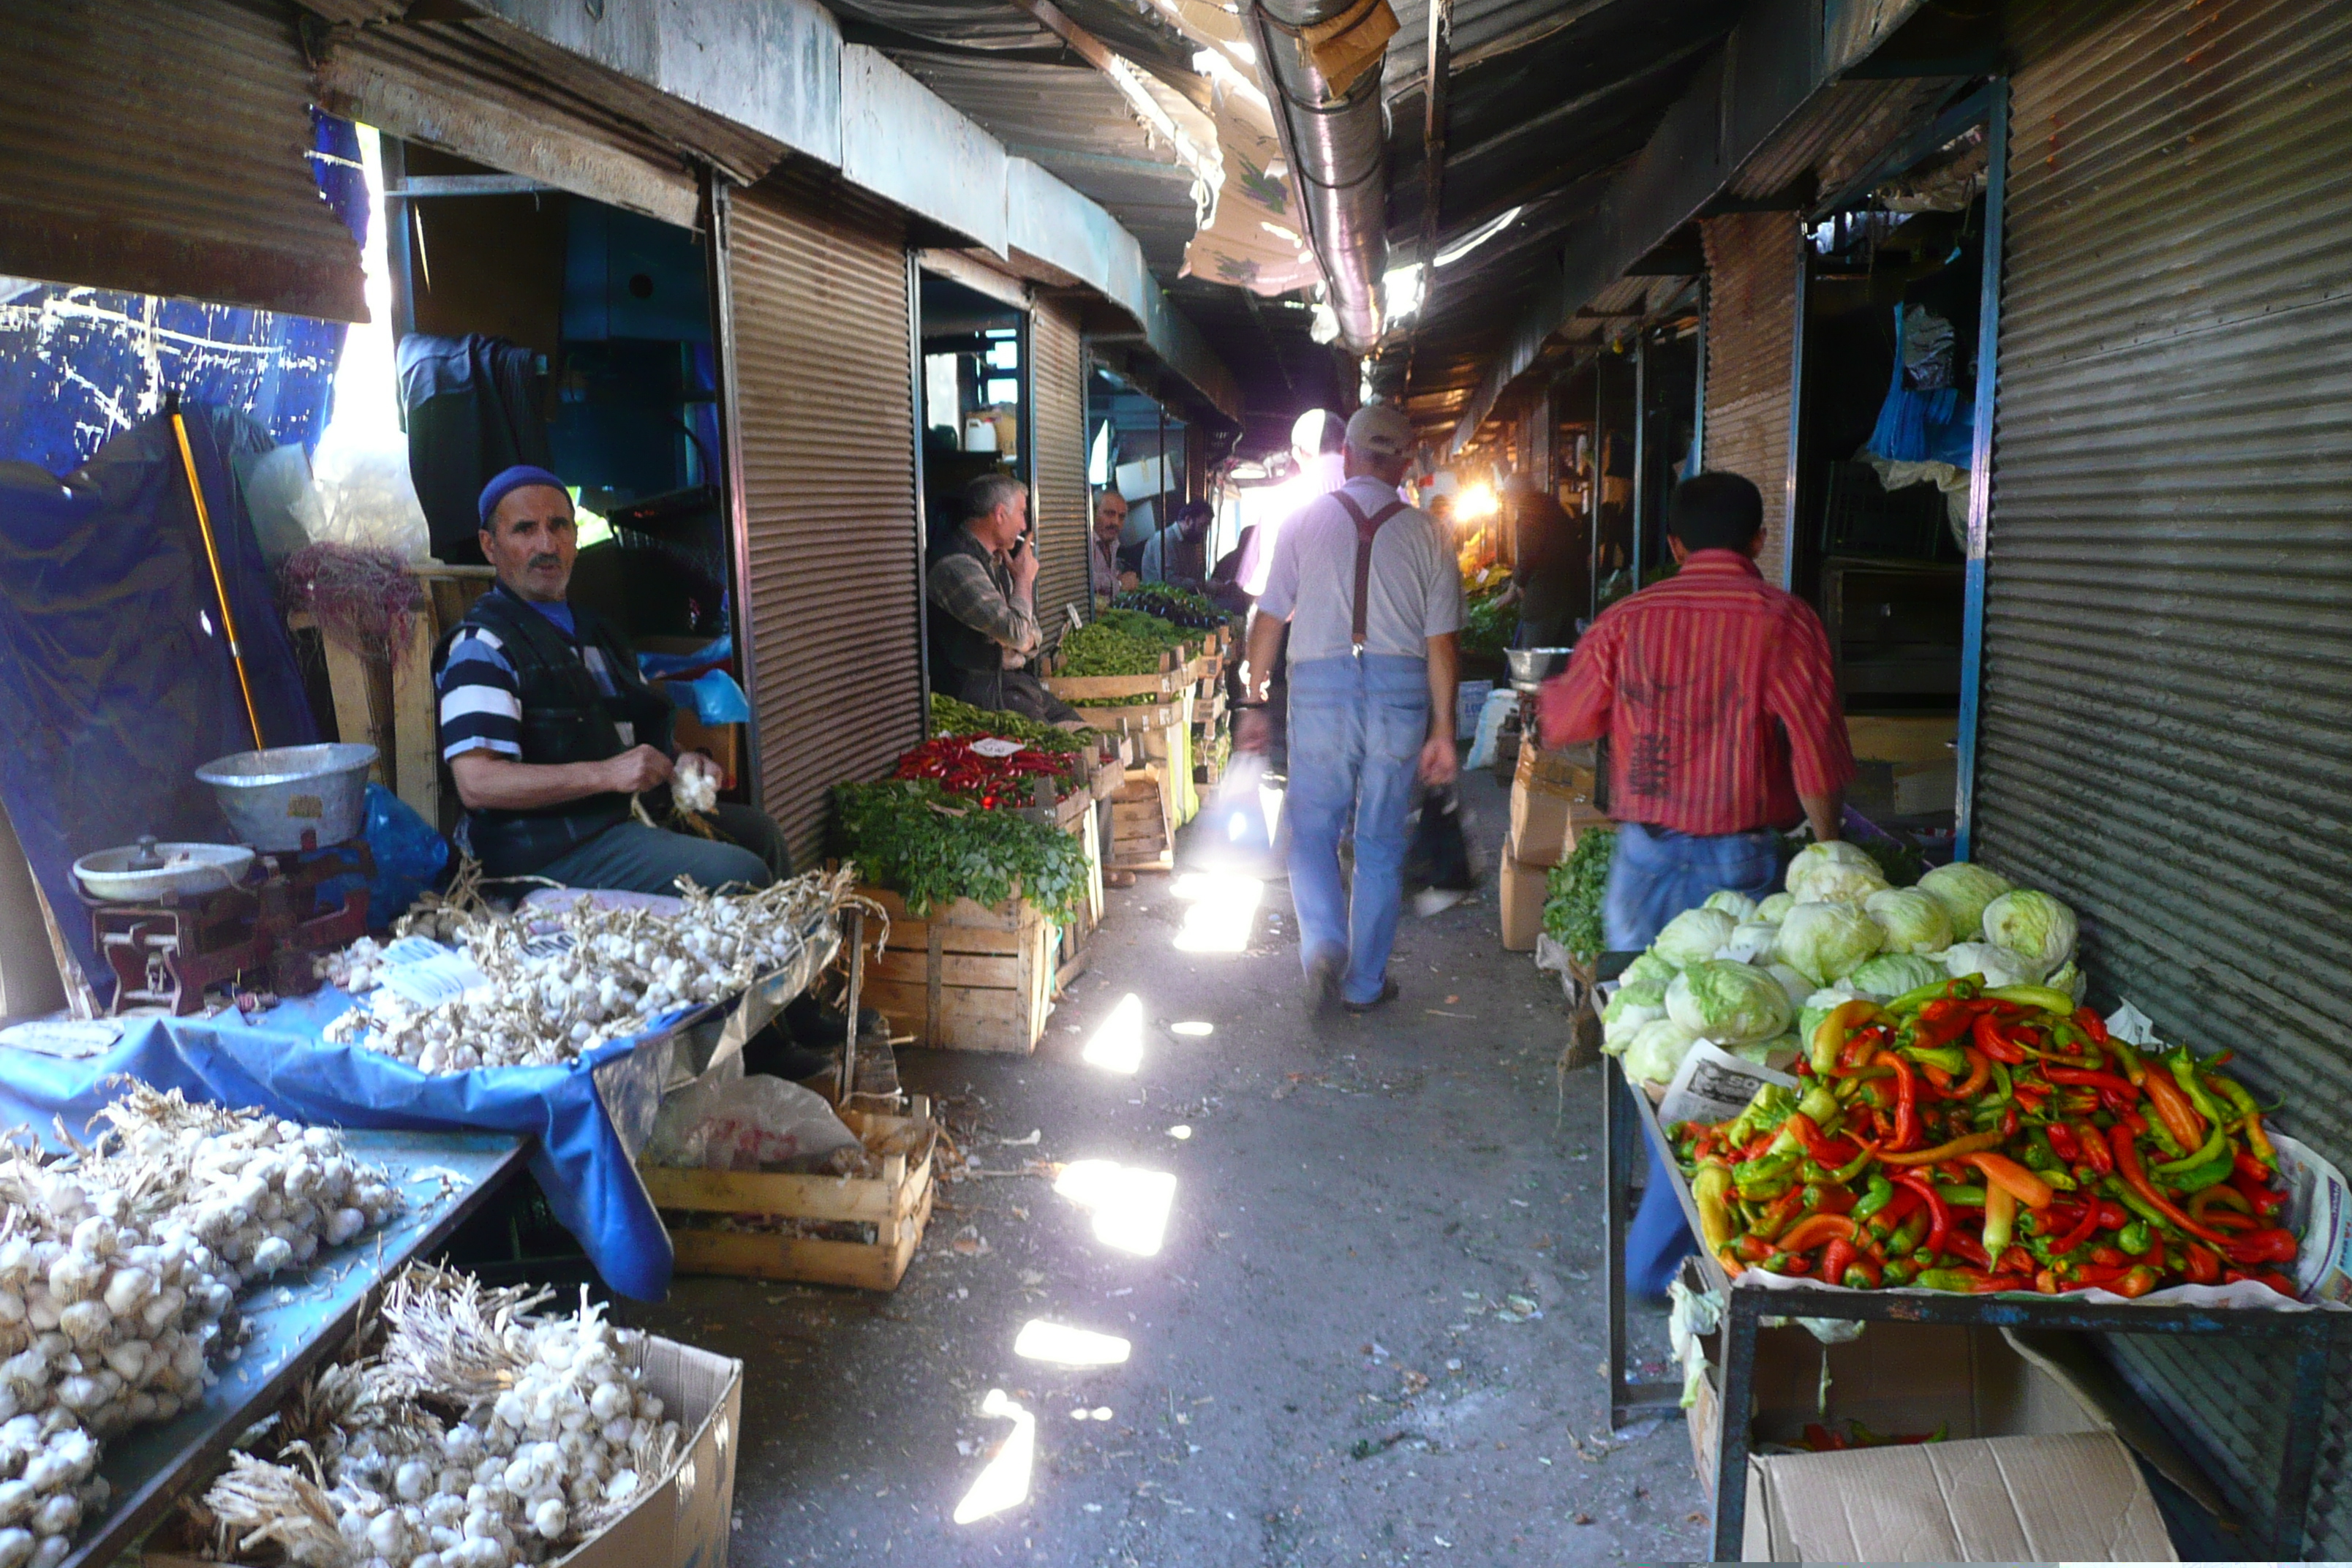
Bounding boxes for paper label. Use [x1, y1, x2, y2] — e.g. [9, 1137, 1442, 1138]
[968, 737, 1024, 758]
[2106, 1000, 2157, 1047]
[1658, 1039, 1798, 1130]
[371, 949, 491, 1011]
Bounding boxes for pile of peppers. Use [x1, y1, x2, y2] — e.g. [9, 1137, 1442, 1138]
[1674, 978, 2300, 1298]
[892, 736, 1070, 809]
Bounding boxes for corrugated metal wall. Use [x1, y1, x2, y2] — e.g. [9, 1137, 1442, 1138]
[720, 176, 922, 866]
[1981, 0, 2352, 1545]
[1698, 211, 1799, 586]
[1031, 295, 1090, 626]
[0, 0, 364, 321]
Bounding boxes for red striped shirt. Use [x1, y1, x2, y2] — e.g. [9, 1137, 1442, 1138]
[1537, 550, 1852, 835]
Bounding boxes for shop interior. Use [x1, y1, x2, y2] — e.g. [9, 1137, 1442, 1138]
[1785, 93, 1994, 831]
[919, 268, 1028, 546]
[1088, 367, 1199, 576]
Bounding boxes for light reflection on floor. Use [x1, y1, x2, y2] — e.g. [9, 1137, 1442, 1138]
[1170, 872, 1264, 953]
[1054, 1158, 1180, 1256]
[1081, 992, 1145, 1074]
[1013, 1319, 1131, 1368]
[950, 1388, 1035, 1524]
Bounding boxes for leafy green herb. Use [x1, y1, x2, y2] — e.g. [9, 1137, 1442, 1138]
[1057, 621, 1172, 676]
[1542, 824, 1616, 960]
[834, 780, 1090, 923]
[1460, 595, 1520, 660]
[930, 694, 1090, 753]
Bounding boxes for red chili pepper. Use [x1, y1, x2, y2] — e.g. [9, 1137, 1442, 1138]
[1953, 1047, 1991, 1098]
[2141, 1071, 2207, 1153]
[2108, 1124, 2235, 1245]
[2224, 1228, 2300, 1267]
[2088, 1245, 2125, 1268]
[2001, 1103, 2019, 1139]
[1778, 1213, 1860, 1254]
[2041, 1066, 2136, 1095]
[2111, 1265, 2160, 1298]
[2052, 1200, 2101, 1256]
[2096, 1199, 2130, 1231]
[1910, 1000, 1977, 1049]
[2182, 1244, 2222, 1285]
[1819, 1237, 1858, 1286]
[1882, 1052, 1921, 1150]
[1892, 1172, 1950, 1257]
[1842, 1254, 1883, 1289]
[1780, 1113, 1854, 1169]
[2044, 1123, 2080, 1163]
[2076, 1123, 2115, 1177]
[1736, 1234, 1776, 1262]
[1944, 1232, 1991, 1268]
[1970, 1011, 2027, 1064]
[2075, 1007, 2109, 1045]
[2234, 1150, 2274, 1188]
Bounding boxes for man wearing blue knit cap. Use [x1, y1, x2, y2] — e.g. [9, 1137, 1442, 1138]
[433, 466, 791, 898]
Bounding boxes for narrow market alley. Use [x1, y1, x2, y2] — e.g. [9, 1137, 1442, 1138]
[637, 769, 1709, 1567]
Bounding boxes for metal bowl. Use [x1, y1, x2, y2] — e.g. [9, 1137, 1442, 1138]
[195, 742, 377, 851]
[1506, 646, 1575, 692]
[74, 841, 253, 902]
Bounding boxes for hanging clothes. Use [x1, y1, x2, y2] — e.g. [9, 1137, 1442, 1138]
[396, 333, 551, 564]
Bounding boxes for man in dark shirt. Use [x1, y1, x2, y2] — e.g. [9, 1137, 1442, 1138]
[1496, 473, 1588, 647]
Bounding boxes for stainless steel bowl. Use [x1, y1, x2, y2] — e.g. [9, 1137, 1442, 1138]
[1506, 647, 1575, 693]
[195, 742, 377, 851]
[74, 840, 254, 902]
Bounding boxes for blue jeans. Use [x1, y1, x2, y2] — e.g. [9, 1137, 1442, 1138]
[1284, 655, 1428, 1005]
[1607, 821, 1781, 1296]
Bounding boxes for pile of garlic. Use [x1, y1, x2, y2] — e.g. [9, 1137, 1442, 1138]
[322, 867, 878, 1075]
[0, 1086, 402, 1564]
[200, 1267, 682, 1568]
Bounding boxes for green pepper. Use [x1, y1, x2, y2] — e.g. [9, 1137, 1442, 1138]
[1916, 1268, 1980, 1293]
[1900, 1044, 1970, 1076]
[1851, 1174, 1896, 1221]
[1989, 1060, 2013, 1104]
[2117, 1219, 2150, 1256]
[2152, 1120, 2227, 1177]
[1886, 978, 1953, 1014]
[2166, 1152, 2236, 1194]
[1880, 1259, 1914, 1286]
[1933, 1183, 1988, 1207]
[1766, 1085, 1844, 1156]
[2108, 1176, 2181, 1236]
[2168, 1047, 2228, 1128]
[1833, 1065, 1895, 1101]
[2022, 1137, 2062, 1173]
[1889, 1210, 1928, 1257]
[1727, 1083, 1796, 1147]
[1827, 1145, 1877, 1186]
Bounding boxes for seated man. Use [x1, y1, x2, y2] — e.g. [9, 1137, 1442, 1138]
[436, 466, 792, 896]
[1139, 500, 1213, 586]
[927, 473, 1082, 725]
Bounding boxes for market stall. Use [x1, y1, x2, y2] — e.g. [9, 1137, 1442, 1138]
[1583, 840, 2352, 1558]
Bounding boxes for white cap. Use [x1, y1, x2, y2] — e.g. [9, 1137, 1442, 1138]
[1289, 408, 1341, 458]
[1344, 403, 1414, 459]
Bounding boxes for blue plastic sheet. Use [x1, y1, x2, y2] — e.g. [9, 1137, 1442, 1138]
[0, 994, 684, 1301]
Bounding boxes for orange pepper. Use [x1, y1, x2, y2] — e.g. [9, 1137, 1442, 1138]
[1967, 1152, 2057, 1210]
[1875, 1130, 2005, 1167]
[2140, 1071, 2206, 1154]
[1776, 1213, 1861, 1254]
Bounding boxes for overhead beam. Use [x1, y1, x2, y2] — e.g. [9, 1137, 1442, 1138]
[1447, 0, 1934, 452]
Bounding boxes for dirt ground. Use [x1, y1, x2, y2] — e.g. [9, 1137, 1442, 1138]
[635, 764, 1710, 1566]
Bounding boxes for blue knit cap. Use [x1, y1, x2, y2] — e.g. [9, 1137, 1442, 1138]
[478, 465, 569, 527]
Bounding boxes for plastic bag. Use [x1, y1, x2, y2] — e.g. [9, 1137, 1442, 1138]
[1196, 748, 1274, 865]
[1404, 785, 1477, 892]
[361, 785, 450, 929]
[646, 1055, 862, 1172]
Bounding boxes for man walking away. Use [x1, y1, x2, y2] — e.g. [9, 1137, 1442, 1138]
[1238, 404, 1463, 1017]
[1538, 470, 1853, 1294]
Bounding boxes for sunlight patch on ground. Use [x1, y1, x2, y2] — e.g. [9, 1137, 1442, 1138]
[1014, 1319, 1131, 1368]
[1082, 992, 1145, 1074]
[1055, 1158, 1179, 1256]
[951, 1389, 1035, 1524]
[1170, 872, 1264, 953]
[1169, 1019, 1214, 1036]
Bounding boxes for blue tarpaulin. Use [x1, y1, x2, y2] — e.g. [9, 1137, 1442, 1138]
[0, 992, 681, 1301]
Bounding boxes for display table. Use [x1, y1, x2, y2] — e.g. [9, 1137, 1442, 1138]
[67, 1127, 528, 1568]
[1599, 1052, 2347, 1559]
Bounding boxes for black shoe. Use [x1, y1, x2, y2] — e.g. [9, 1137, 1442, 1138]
[1306, 951, 1344, 1025]
[783, 992, 887, 1047]
[740, 1020, 837, 1081]
[1342, 978, 1401, 1014]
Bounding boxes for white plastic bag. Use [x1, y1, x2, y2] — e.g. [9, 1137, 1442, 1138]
[647, 1056, 861, 1172]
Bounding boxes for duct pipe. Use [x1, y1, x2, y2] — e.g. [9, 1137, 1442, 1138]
[1248, 0, 1388, 353]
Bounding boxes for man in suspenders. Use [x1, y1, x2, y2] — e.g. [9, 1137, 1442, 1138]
[1238, 405, 1465, 1017]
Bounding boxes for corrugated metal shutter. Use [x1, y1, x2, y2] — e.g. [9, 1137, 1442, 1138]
[1031, 295, 1090, 625]
[719, 175, 922, 866]
[1980, 0, 2352, 1547]
[1698, 211, 1798, 585]
[0, 0, 363, 320]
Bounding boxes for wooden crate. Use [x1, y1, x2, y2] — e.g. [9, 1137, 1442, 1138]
[1058, 800, 1104, 983]
[1071, 698, 1186, 729]
[1042, 667, 1180, 702]
[856, 887, 1056, 1053]
[1109, 769, 1175, 871]
[644, 1098, 938, 1291]
[1137, 717, 1198, 826]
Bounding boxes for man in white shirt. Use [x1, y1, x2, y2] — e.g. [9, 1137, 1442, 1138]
[1237, 404, 1463, 1017]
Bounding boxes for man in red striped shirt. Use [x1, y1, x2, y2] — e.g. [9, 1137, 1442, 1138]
[1538, 470, 1852, 1297]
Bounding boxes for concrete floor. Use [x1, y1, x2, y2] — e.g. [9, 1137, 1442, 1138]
[636, 766, 1709, 1567]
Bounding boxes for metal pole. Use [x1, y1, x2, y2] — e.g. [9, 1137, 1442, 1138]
[1154, 403, 1169, 582]
[167, 391, 264, 750]
[1631, 330, 1648, 595]
[1588, 358, 1603, 625]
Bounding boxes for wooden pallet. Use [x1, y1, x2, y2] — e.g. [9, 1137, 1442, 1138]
[856, 888, 1056, 1053]
[644, 1098, 937, 1291]
[1109, 769, 1175, 872]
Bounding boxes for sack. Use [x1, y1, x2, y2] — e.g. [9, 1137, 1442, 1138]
[1404, 785, 1477, 892]
[646, 1054, 862, 1172]
[1198, 747, 1274, 863]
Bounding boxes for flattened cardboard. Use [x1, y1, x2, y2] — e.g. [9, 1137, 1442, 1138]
[1498, 845, 1544, 951]
[145, 1336, 744, 1568]
[1686, 1315, 2176, 1561]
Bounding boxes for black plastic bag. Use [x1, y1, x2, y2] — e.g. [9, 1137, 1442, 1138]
[1404, 785, 1477, 892]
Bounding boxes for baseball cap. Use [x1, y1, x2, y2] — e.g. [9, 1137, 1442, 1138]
[1344, 404, 1414, 459]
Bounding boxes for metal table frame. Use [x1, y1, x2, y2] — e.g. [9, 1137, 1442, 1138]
[1600, 1053, 2347, 1561]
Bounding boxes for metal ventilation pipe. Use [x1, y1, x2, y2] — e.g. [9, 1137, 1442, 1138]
[1249, 0, 1389, 354]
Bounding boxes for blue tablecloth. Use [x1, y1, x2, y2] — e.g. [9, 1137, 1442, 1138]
[0, 991, 687, 1300]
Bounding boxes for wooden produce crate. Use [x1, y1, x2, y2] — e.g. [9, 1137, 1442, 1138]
[644, 1098, 938, 1291]
[1109, 768, 1175, 872]
[1041, 666, 1180, 704]
[1137, 715, 1199, 826]
[856, 888, 1056, 1052]
[1071, 698, 1187, 730]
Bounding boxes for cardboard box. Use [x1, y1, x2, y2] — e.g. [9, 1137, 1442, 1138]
[148, 1336, 745, 1568]
[1498, 844, 1545, 951]
[1507, 774, 1606, 868]
[1686, 1311, 2175, 1561]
